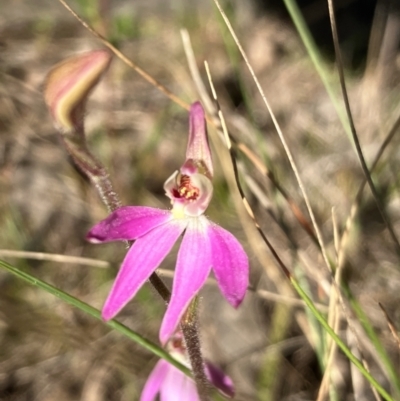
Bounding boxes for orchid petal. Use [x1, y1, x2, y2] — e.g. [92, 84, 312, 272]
[208, 223, 249, 308]
[140, 359, 169, 401]
[205, 361, 235, 398]
[185, 102, 213, 179]
[161, 365, 199, 401]
[160, 217, 212, 344]
[163, 170, 179, 201]
[87, 206, 171, 243]
[102, 220, 187, 320]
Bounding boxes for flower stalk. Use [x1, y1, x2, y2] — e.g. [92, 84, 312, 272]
[180, 297, 211, 400]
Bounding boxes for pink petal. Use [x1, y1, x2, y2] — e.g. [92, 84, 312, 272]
[159, 217, 212, 344]
[87, 206, 171, 243]
[140, 359, 169, 401]
[208, 223, 249, 308]
[205, 361, 235, 398]
[161, 365, 199, 401]
[185, 102, 213, 179]
[102, 220, 187, 320]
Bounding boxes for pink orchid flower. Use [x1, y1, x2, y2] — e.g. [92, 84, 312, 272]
[87, 101, 249, 344]
[141, 332, 235, 401]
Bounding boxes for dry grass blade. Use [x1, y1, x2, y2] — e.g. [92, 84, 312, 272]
[324, 4, 395, 400]
[237, 143, 317, 243]
[0, 250, 109, 268]
[182, 31, 305, 327]
[338, 111, 400, 267]
[57, 0, 189, 112]
[204, 61, 291, 280]
[347, 328, 382, 401]
[379, 303, 400, 350]
[316, 209, 342, 401]
[210, 2, 395, 399]
[180, 29, 215, 114]
[212, 0, 332, 273]
[181, 28, 318, 245]
[327, 0, 400, 253]
[182, 31, 330, 318]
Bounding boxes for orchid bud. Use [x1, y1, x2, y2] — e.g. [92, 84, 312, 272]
[44, 50, 112, 133]
[44, 50, 120, 212]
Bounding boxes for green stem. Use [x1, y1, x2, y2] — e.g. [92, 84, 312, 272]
[0, 259, 191, 376]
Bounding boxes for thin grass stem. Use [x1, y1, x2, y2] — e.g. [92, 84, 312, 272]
[327, 0, 400, 253]
[0, 250, 109, 268]
[212, 0, 332, 274]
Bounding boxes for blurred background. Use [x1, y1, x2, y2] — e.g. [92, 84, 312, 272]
[1, 0, 400, 400]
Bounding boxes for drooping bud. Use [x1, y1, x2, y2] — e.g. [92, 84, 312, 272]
[44, 50, 120, 212]
[44, 50, 112, 133]
[184, 101, 213, 179]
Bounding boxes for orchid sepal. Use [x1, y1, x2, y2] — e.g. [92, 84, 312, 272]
[186, 101, 213, 179]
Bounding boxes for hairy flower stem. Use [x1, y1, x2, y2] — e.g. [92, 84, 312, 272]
[62, 132, 171, 300]
[181, 298, 210, 401]
[61, 130, 208, 397]
[62, 138, 121, 212]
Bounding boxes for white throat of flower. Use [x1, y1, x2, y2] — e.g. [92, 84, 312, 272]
[164, 167, 213, 218]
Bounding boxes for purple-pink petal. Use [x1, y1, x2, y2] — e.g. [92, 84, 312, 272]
[140, 359, 169, 401]
[102, 220, 187, 321]
[159, 218, 212, 344]
[161, 364, 199, 401]
[205, 361, 235, 398]
[208, 223, 249, 308]
[86, 206, 171, 243]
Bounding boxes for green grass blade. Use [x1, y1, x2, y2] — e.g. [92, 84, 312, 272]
[347, 290, 400, 396]
[0, 258, 191, 376]
[295, 266, 326, 369]
[291, 277, 394, 401]
[282, 0, 352, 142]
